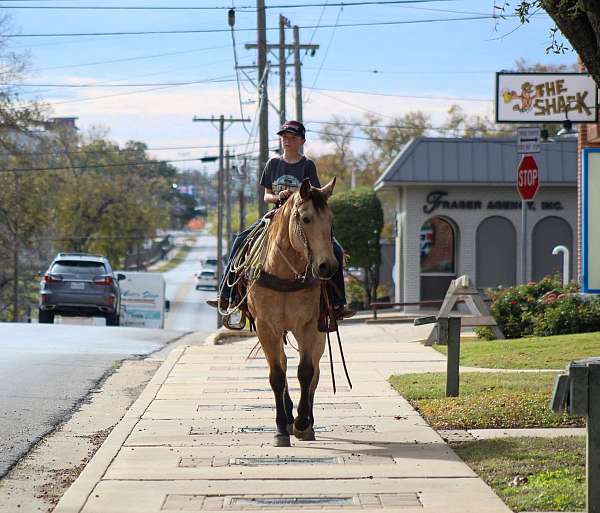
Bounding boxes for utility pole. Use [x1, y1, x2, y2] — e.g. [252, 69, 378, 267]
[192, 115, 248, 328]
[293, 25, 304, 123]
[239, 157, 247, 232]
[279, 15, 290, 134]
[12, 170, 20, 322]
[257, 0, 268, 217]
[248, 8, 318, 214]
[225, 148, 232, 255]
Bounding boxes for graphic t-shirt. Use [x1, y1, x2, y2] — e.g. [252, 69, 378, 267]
[259, 156, 321, 194]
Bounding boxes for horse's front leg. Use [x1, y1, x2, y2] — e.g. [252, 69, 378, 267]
[256, 320, 291, 447]
[293, 326, 326, 441]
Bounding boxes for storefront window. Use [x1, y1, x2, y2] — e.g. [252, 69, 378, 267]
[420, 217, 455, 273]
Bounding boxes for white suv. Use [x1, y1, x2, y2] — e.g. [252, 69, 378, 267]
[195, 269, 218, 290]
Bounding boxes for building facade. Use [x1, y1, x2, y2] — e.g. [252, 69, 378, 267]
[374, 137, 577, 304]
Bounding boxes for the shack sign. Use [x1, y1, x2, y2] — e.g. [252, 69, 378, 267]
[496, 72, 598, 123]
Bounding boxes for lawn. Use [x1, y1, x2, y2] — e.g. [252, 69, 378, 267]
[452, 436, 585, 512]
[151, 244, 192, 273]
[389, 372, 583, 429]
[434, 331, 600, 370]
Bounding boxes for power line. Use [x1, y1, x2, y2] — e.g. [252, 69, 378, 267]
[0, 1, 460, 11]
[305, 5, 342, 103]
[304, 66, 495, 75]
[45, 76, 238, 106]
[0, 13, 529, 38]
[5, 140, 271, 158]
[0, 157, 203, 174]
[13, 79, 243, 88]
[32, 44, 232, 72]
[306, 119, 515, 133]
[305, 85, 492, 102]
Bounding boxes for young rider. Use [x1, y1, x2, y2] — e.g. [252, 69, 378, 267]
[207, 120, 355, 320]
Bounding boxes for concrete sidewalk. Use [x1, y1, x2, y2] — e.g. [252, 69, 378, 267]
[53, 322, 513, 513]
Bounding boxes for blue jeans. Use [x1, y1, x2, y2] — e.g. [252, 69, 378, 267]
[219, 223, 347, 306]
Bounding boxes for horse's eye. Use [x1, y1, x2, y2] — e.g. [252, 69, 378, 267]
[302, 216, 311, 224]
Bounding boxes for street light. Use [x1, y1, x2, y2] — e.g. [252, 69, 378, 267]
[557, 118, 578, 137]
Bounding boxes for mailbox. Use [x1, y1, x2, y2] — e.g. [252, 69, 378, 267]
[550, 374, 570, 413]
[550, 357, 600, 415]
[548, 357, 600, 513]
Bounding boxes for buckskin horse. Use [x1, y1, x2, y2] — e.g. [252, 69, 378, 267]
[246, 177, 338, 447]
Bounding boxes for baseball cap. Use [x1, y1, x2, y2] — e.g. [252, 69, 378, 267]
[276, 120, 306, 137]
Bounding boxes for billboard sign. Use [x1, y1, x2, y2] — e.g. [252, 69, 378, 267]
[582, 149, 600, 293]
[496, 72, 597, 123]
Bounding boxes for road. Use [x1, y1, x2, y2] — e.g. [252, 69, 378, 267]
[0, 323, 184, 478]
[0, 232, 219, 478]
[163, 234, 219, 333]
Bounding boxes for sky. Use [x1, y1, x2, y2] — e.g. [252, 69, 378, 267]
[2, 0, 579, 172]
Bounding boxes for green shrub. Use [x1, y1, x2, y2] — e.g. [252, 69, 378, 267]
[475, 275, 582, 339]
[345, 278, 365, 310]
[532, 295, 600, 337]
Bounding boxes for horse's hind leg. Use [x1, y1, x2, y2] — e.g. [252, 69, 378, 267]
[256, 320, 291, 447]
[280, 349, 295, 434]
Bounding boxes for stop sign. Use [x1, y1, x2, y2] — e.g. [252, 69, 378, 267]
[517, 154, 540, 201]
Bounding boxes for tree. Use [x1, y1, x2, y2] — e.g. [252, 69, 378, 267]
[515, 2, 600, 87]
[360, 112, 429, 168]
[329, 188, 384, 306]
[315, 116, 357, 190]
[0, 15, 50, 321]
[50, 133, 173, 266]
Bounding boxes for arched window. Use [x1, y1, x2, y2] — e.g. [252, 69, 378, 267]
[420, 217, 457, 300]
[420, 217, 456, 274]
[476, 216, 516, 289]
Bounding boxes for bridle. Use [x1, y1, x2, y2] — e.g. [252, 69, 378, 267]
[274, 199, 315, 282]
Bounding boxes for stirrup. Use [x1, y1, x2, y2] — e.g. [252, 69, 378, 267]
[223, 310, 247, 330]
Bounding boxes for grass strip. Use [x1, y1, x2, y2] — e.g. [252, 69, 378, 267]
[389, 372, 583, 429]
[151, 244, 192, 273]
[452, 436, 585, 512]
[434, 332, 600, 370]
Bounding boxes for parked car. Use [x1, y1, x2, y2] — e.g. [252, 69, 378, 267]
[201, 256, 227, 270]
[195, 269, 218, 290]
[38, 253, 125, 326]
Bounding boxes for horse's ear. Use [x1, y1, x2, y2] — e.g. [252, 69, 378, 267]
[320, 177, 336, 200]
[299, 178, 311, 200]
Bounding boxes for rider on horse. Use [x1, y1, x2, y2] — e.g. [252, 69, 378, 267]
[207, 120, 355, 321]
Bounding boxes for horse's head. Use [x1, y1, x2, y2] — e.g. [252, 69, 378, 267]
[290, 177, 338, 280]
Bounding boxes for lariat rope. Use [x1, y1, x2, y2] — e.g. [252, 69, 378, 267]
[216, 206, 311, 317]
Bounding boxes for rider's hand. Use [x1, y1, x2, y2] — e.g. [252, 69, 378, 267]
[278, 190, 292, 203]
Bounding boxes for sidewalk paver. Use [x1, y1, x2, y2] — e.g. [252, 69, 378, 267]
[53, 323, 512, 513]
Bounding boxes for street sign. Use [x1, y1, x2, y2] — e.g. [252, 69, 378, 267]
[517, 154, 540, 201]
[517, 127, 541, 154]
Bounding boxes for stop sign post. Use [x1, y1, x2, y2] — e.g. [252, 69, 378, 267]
[517, 154, 540, 284]
[517, 155, 540, 201]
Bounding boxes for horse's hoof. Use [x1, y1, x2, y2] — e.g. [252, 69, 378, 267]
[274, 434, 291, 447]
[286, 423, 294, 435]
[293, 426, 315, 441]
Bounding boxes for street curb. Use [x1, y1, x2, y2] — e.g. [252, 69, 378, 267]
[52, 345, 187, 513]
[205, 328, 255, 346]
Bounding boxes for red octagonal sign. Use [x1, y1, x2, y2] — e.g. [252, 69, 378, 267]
[517, 154, 540, 201]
